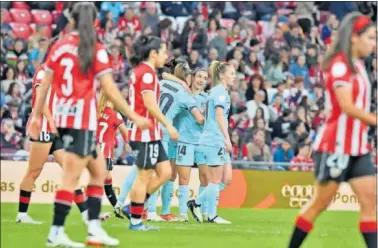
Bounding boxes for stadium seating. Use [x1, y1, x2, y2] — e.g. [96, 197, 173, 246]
[12, 1, 30, 10]
[30, 23, 52, 38]
[31, 9, 53, 25]
[1, 8, 11, 23]
[9, 22, 32, 39]
[51, 10, 61, 24]
[9, 8, 32, 24]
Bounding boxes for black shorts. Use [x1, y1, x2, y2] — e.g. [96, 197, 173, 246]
[57, 128, 97, 158]
[129, 140, 168, 170]
[314, 151, 376, 183]
[30, 132, 64, 155]
[106, 158, 113, 171]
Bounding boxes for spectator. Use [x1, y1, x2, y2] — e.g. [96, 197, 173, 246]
[29, 38, 49, 76]
[289, 143, 314, 171]
[15, 61, 29, 87]
[273, 139, 294, 163]
[100, 2, 124, 23]
[309, 53, 326, 86]
[245, 73, 267, 102]
[248, 38, 265, 65]
[0, 118, 22, 149]
[282, 13, 298, 33]
[188, 50, 203, 69]
[286, 121, 309, 154]
[263, 53, 285, 87]
[244, 51, 263, 77]
[158, 18, 177, 51]
[160, 2, 194, 18]
[109, 45, 126, 84]
[246, 90, 269, 122]
[181, 18, 207, 56]
[98, 15, 117, 48]
[295, 2, 315, 35]
[1, 67, 18, 93]
[321, 14, 339, 45]
[117, 6, 142, 36]
[305, 44, 318, 69]
[209, 27, 228, 61]
[308, 26, 325, 48]
[289, 55, 310, 89]
[253, 118, 272, 145]
[254, 2, 277, 20]
[270, 108, 293, 139]
[207, 18, 220, 45]
[264, 26, 288, 58]
[28, 25, 47, 50]
[6, 39, 28, 68]
[13, 138, 31, 161]
[269, 94, 284, 121]
[231, 130, 248, 160]
[141, 2, 160, 36]
[261, 14, 278, 40]
[246, 130, 271, 162]
[203, 48, 219, 68]
[4, 82, 23, 105]
[211, 2, 246, 21]
[284, 23, 305, 49]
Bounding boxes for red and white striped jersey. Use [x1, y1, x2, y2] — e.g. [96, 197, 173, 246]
[44, 32, 112, 131]
[27, 64, 57, 133]
[313, 53, 371, 156]
[97, 106, 124, 159]
[127, 63, 161, 142]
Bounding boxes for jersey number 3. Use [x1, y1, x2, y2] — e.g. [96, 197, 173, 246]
[60, 58, 74, 96]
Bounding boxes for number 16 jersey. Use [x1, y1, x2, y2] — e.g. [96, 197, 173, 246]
[44, 32, 112, 131]
[159, 80, 198, 142]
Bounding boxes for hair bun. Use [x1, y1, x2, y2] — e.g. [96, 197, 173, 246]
[140, 35, 149, 45]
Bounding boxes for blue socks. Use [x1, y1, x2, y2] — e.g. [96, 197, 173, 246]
[147, 190, 159, 213]
[118, 164, 138, 204]
[178, 185, 189, 215]
[199, 186, 208, 215]
[161, 181, 174, 215]
[207, 183, 220, 220]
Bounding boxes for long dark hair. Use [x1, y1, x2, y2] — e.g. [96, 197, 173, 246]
[130, 35, 164, 68]
[71, 2, 97, 74]
[322, 12, 374, 73]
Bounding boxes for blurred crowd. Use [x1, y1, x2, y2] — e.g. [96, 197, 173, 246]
[1, 1, 377, 170]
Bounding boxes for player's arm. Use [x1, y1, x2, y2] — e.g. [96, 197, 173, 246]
[191, 108, 204, 125]
[143, 91, 172, 129]
[334, 86, 376, 126]
[118, 123, 128, 141]
[162, 72, 190, 92]
[33, 70, 53, 118]
[215, 107, 230, 142]
[99, 73, 150, 129]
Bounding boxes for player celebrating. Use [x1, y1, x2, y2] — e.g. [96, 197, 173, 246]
[288, 13, 377, 248]
[188, 61, 236, 224]
[126, 35, 179, 231]
[17, 62, 97, 225]
[176, 67, 208, 222]
[96, 90, 128, 218]
[28, 3, 150, 247]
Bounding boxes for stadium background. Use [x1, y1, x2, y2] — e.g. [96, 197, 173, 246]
[0, 1, 377, 167]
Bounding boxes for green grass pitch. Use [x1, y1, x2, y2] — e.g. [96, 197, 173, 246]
[1, 203, 366, 248]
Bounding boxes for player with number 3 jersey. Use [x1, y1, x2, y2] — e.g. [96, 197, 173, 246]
[28, 3, 150, 247]
[288, 13, 377, 248]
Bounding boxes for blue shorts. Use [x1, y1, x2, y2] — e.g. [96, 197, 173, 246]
[201, 145, 228, 167]
[162, 139, 177, 160]
[176, 142, 206, 166]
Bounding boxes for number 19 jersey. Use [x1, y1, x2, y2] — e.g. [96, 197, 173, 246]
[159, 80, 197, 141]
[44, 32, 112, 131]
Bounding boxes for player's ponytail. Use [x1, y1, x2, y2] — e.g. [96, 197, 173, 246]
[97, 90, 107, 119]
[71, 2, 97, 74]
[210, 61, 231, 88]
[130, 35, 164, 68]
[174, 63, 191, 83]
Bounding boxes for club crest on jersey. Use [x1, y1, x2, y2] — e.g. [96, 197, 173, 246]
[331, 62, 347, 78]
[330, 167, 342, 178]
[142, 73, 153, 84]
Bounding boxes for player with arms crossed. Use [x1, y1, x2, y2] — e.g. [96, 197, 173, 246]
[97, 90, 129, 218]
[28, 3, 150, 247]
[176, 67, 208, 222]
[126, 35, 180, 231]
[188, 61, 236, 224]
[288, 13, 377, 248]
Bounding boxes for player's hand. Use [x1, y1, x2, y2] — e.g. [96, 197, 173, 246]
[167, 125, 179, 141]
[225, 139, 232, 153]
[48, 119, 58, 135]
[134, 115, 152, 130]
[28, 114, 41, 140]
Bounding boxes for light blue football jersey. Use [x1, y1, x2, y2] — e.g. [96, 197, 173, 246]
[159, 80, 197, 141]
[177, 91, 208, 145]
[199, 84, 230, 147]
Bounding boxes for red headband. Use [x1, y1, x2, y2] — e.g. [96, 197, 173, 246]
[353, 15, 372, 34]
